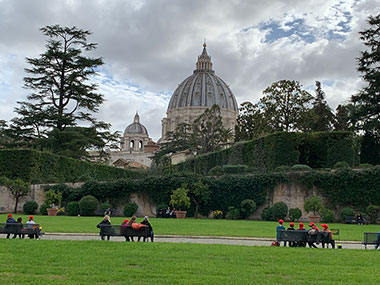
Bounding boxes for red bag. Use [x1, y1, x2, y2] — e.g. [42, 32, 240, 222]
[271, 241, 280, 247]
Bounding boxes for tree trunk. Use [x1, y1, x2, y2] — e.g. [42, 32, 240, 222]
[194, 201, 199, 219]
[14, 196, 19, 213]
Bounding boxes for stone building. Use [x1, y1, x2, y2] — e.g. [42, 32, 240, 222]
[161, 42, 238, 141]
[109, 112, 158, 168]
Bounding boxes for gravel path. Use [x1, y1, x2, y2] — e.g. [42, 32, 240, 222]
[30, 233, 370, 250]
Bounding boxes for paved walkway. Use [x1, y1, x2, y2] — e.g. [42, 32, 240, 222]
[36, 233, 369, 250]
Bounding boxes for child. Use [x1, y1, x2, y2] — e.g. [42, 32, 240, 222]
[276, 219, 285, 246]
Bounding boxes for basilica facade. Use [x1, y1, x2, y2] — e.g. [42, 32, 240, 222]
[109, 43, 238, 168]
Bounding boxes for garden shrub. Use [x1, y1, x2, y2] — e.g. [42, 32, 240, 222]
[304, 196, 323, 216]
[289, 208, 302, 221]
[66, 201, 80, 216]
[101, 202, 112, 211]
[320, 208, 335, 223]
[39, 203, 49, 215]
[79, 195, 98, 216]
[366, 205, 379, 224]
[222, 165, 250, 174]
[272, 202, 288, 220]
[333, 161, 350, 169]
[340, 207, 355, 221]
[208, 166, 224, 176]
[226, 206, 240, 220]
[290, 164, 312, 171]
[261, 207, 274, 221]
[212, 210, 223, 219]
[124, 202, 138, 217]
[359, 163, 373, 169]
[240, 199, 256, 219]
[23, 201, 38, 214]
[275, 165, 290, 172]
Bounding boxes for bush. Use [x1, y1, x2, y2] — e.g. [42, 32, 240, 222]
[261, 207, 274, 221]
[340, 207, 355, 221]
[124, 202, 138, 217]
[366, 205, 379, 224]
[66, 201, 80, 216]
[23, 201, 38, 214]
[39, 203, 49, 215]
[290, 164, 312, 171]
[208, 166, 224, 176]
[320, 208, 335, 223]
[275, 165, 290, 172]
[240, 199, 256, 219]
[101, 202, 112, 211]
[222, 165, 250, 174]
[272, 202, 288, 221]
[79, 195, 98, 216]
[333, 161, 350, 169]
[304, 196, 323, 216]
[359, 163, 373, 169]
[44, 189, 62, 207]
[226, 206, 240, 220]
[289, 208, 302, 221]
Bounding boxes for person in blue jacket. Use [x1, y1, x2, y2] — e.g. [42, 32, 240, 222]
[276, 219, 285, 246]
[5, 214, 17, 239]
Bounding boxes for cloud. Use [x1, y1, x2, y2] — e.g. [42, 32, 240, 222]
[0, 0, 379, 141]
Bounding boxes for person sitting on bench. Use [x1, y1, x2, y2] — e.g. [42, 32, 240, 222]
[321, 224, 335, 249]
[375, 230, 380, 250]
[5, 214, 16, 239]
[286, 222, 296, 247]
[97, 215, 112, 241]
[307, 222, 320, 248]
[138, 216, 154, 242]
[26, 216, 38, 239]
[296, 222, 307, 247]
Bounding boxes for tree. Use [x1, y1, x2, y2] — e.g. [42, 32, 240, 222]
[260, 80, 313, 132]
[4, 178, 30, 213]
[307, 81, 335, 131]
[189, 180, 210, 219]
[235, 102, 272, 141]
[170, 186, 190, 211]
[304, 196, 323, 216]
[13, 25, 118, 158]
[350, 14, 380, 164]
[334, 104, 355, 131]
[193, 104, 231, 154]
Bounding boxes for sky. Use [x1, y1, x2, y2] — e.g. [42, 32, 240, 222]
[0, 0, 379, 141]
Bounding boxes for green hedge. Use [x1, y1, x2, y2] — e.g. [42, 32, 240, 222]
[51, 173, 288, 215]
[176, 131, 354, 174]
[0, 149, 146, 183]
[301, 167, 380, 210]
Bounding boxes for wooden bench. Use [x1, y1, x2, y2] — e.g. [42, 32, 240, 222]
[97, 225, 149, 241]
[362, 232, 380, 249]
[278, 230, 336, 247]
[0, 223, 42, 239]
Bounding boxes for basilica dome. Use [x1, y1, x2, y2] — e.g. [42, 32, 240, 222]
[124, 113, 148, 136]
[161, 42, 238, 141]
[168, 43, 238, 112]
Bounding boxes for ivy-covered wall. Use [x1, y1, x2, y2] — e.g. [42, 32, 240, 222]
[0, 149, 145, 183]
[176, 131, 355, 173]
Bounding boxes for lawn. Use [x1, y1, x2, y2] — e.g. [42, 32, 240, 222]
[1, 214, 379, 241]
[0, 239, 380, 284]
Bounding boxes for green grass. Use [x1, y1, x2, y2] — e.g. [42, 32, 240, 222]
[1, 214, 378, 241]
[0, 239, 380, 284]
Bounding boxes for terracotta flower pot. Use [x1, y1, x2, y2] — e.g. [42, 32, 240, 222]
[308, 215, 320, 223]
[175, 210, 187, 219]
[47, 208, 58, 216]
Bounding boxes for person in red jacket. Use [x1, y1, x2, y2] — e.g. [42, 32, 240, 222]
[321, 224, 335, 249]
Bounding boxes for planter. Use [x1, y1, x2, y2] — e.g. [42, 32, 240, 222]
[308, 215, 320, 223]
[47, 208, 58, 216]
[175, 210, 187, 219]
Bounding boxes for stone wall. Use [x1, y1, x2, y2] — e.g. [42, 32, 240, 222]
[1, 181, 323, 220]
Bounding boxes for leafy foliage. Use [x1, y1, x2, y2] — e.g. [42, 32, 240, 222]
[240, 199, 257, 219]
[304, 196, 323, 215]
[124, 202, 138, 217]
[272, 202, 288, 220]
[170, 186, 191, 211]
[79, 195, 98, 216]
[39, 203, 49, 215]
[66, 201, 80, 216]
[366, 205, 379, 224]
[44, 189, 62, 207]
[0, 149, 145, 183]
[289, 208, 302, 221]
[23, 201, 38, 215]
[320, 208, 335, 223]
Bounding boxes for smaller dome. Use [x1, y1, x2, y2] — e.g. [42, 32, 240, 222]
[124, 113, 148, 136]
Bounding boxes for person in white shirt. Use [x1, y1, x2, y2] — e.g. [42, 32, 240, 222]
[26, 216, 38, 239]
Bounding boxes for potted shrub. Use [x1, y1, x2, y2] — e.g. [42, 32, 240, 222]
[44, 189, 62, 216]
[170, 185, 190, 219]
[304, 196, 323, 223]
